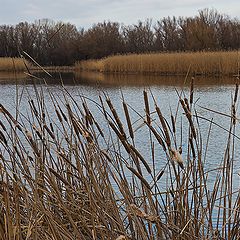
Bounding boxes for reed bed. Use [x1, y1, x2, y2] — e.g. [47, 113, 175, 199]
[76, 59, 105, 72]
[0, 57, 29, 72]
[0, 77, 240, 239]
[76, 51, 240, 76]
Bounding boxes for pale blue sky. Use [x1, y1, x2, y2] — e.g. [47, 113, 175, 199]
[0, 0, 239, 28]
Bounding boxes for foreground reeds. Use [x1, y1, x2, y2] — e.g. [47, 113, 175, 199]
[0, 77, 240, 239]
[0, 57, 29, 72]
[76, 51, 240, 76]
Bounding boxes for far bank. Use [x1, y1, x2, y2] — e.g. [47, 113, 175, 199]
[75, 51, 240, 77]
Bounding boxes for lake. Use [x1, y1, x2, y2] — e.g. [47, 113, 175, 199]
[1, 70, 239, 184]
[1, 71, 240, 235]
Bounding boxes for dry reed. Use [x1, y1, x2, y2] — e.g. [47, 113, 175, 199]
[0, 76, 239, 239]
[0, 57, 29, 71]
[75, 51, 240, 76]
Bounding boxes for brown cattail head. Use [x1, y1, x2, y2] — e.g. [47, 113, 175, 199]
[234, 82, 239, 104]
[178, 146, 182, 154]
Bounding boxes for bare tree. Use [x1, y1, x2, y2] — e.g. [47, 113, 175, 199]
[155, 17, 183, 51]
[0, 8, 239, 64]
[123, 19, 154, 53]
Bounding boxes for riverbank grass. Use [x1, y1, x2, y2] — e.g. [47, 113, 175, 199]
[76, 51, 240, 76]
[0, 57, 29, 71]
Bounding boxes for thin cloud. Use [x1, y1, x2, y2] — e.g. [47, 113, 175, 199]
[0, 0, 239, 28]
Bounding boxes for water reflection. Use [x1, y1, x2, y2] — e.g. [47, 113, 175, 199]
[0, 71, 74, 85]
[0, 71, 238, 87]
[74, 71, 238, 87]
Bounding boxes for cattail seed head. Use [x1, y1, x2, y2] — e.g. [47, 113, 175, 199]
[170, 148, 184, 169]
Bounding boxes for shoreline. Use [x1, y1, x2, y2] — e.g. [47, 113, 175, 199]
[75, 51, 240, 77]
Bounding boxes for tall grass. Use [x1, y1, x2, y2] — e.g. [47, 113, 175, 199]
[0, 57, 29, 72]
[75, 59, 104, 72]
[76, 51, 240, 76]
[0, 77, 240, 239]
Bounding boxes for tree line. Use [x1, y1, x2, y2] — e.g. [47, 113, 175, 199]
[0, 8, 239, 66]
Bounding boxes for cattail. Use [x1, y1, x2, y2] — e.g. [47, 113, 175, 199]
[0, 130, 7, 145]
[189, 137, 196, 159]
[49, 122, 54, 133]
[170, 148, 184, 169]
[184, 98, 190, 112]
[156, 170, 164, 181]
[71, 117, 84, 138]
[0, 120, 6, 131]
[82, 102, 93, 126]
[93, 118, 104, 137]
[171, 114, 175, 134]
[33, 124, 43, 140]
[49, 168, 71, 187]
[180, 99, 196, 140]
[25, 130, 40, 157]
[144, 90, 151, 125]
[55, 109, 63, 122]
[126, 165, 151, 189]
[178, 146, 182, 154]
[156, 105, 171, 147]
[0, 104, 21, 130]
[43, 124, 55, 140]
[58, 105, 68, 122]
[129, 144, 151, 174]
[123, 101, 134, 140]
[234, 82, 239, 104]
[106, 98, 126, 139]
[232, 104, 236, 125]
[147, 123, 167, 152]
[190, 77, 194, 105]
[29, 99, 38, 116]
[108, 120, 125, 141]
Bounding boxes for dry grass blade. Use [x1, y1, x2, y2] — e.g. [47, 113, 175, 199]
[23, 51, 52, 77]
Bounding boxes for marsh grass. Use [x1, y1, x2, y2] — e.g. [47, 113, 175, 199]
[76, 51, 240, 76]
[0, 76, 240, 239]
[0, 57, 29, 72]
[76, 59, 104, 72]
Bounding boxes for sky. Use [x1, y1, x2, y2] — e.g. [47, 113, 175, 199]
[0, 0, 239, 29]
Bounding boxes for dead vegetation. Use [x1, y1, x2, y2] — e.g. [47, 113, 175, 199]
[0, 57, 29, 72]
[76, 51, 240, 76]
[0, 76, 240, 239]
